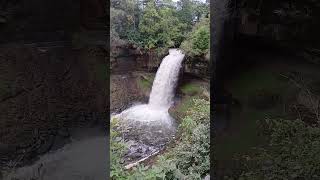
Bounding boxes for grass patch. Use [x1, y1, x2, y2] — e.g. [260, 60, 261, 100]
[136, 74, 154, 92]
[176, 97, 195, 114]
[137, 78, 152, 93]
[180, 83, 202, 96]
[170, 96, 200, 121]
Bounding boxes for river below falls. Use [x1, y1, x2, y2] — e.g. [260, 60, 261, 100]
[2, 128, 108, 180]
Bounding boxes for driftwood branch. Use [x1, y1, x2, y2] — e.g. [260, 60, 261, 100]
[125, 150, 160, 170]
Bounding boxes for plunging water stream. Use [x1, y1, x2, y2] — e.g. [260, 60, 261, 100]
[149, 49, 185, 109]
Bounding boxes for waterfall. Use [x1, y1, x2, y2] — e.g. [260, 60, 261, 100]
[115, 49, 185, 126]
[149, 49, 185, 109]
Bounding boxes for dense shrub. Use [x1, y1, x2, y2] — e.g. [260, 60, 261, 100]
[110, 118, 130, 179]
[241, 118, 320, 179]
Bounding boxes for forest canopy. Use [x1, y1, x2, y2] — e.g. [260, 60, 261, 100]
[110, 0, 209, 57]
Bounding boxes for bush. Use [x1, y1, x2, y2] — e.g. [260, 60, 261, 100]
[241, 118, 320, 179]
[110, 118, 129, 179]
[173, 99, 210, 178]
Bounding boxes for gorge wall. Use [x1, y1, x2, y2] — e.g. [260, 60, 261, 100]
[0, 44, 107, 167]
[110, 45, 210, 78]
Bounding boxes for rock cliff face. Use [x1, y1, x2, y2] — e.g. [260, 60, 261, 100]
[111, 46, 210, 78]
[183, 57, 210, 78]
[110, 74, 148, 113]
[0, 44, 107, 166]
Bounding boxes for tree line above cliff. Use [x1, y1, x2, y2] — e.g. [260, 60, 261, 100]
[110, 0, 210, 58]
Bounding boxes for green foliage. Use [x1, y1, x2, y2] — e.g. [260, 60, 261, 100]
[177, 0, 209, 31]
[110, 0, 141, 46]
[110, 0, 139, 35]
[110, 0, 209, 51]
[177, 0, 194, 31]
[164, 98, 210, 179]
[110, 118, 130, 179]
[138, 0, 186, 49]
[241, 118, 320, 179]
[171, 96, 197, 120]
[180, 16, 210, 57]
[138, 1, 161, 49]
[193, 1, 209, 22]
[174, 123, 210, 177]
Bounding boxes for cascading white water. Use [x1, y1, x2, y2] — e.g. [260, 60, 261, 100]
[115, 49, 185, 126]
[149, 49, 185, 109]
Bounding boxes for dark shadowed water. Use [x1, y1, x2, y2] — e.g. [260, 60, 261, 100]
[3, 128, 108, 180]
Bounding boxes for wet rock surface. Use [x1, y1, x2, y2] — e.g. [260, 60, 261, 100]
[114, 118, 176, 165]
[123, 141, 159, 164]
[123, 121, 176, 146]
